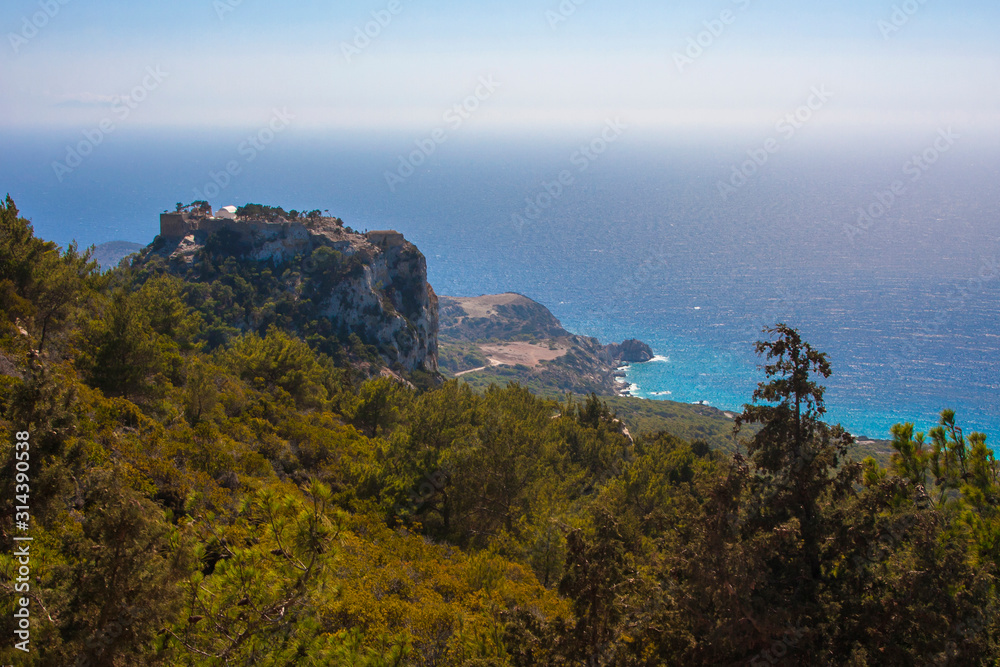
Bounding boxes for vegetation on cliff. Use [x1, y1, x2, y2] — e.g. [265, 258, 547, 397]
[2, 196, 999, 665]
[145, 209, 438, 376]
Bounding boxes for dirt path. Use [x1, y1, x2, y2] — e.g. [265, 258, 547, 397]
[454, 364, 491, 377]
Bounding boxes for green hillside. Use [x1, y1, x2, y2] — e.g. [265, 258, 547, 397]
[1, 196, 997, 665]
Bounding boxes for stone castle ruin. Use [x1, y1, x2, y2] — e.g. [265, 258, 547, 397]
[153, 206, 437, 373]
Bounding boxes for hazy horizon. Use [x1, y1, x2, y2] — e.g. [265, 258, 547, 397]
[2, 0, 998, 140]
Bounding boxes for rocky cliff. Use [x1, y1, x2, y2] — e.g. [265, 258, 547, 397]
[438, 293, 653, 395]
[148, 212, 437, 374]
[602, 339, 655, 364]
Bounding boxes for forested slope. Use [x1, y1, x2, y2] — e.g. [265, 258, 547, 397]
[1, 196, 997, 665]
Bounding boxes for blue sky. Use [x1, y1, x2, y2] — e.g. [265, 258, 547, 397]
[2, 0, 998, 138]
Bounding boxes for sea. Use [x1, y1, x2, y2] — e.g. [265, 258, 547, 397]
[2, 126, 998, 443]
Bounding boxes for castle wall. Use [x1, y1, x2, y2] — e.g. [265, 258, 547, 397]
[160, 213, 192, 238]
[366, 230, 406, 248]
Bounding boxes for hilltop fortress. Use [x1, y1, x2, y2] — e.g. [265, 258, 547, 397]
[158, 207, 406, 261]
[152, 205, 436, 373]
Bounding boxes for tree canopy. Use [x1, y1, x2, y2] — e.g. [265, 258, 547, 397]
[1, 197, 998, 665]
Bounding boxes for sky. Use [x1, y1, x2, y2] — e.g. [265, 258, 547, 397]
[2, 0, 999, 141]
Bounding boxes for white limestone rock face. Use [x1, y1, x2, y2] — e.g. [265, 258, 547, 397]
[316, 232, 438, 373]
[152, 216, 438, 373]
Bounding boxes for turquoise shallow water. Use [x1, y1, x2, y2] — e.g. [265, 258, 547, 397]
[555, 272, 1000, 441]
[2, 129, 997, 443]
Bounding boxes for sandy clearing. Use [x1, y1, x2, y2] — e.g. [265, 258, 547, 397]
[478, 342, 567, 368]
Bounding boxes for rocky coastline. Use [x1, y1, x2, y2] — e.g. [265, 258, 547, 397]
[438, 292, 656, 396]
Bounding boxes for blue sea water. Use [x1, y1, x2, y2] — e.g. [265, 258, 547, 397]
[1, 127, 998, 442]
